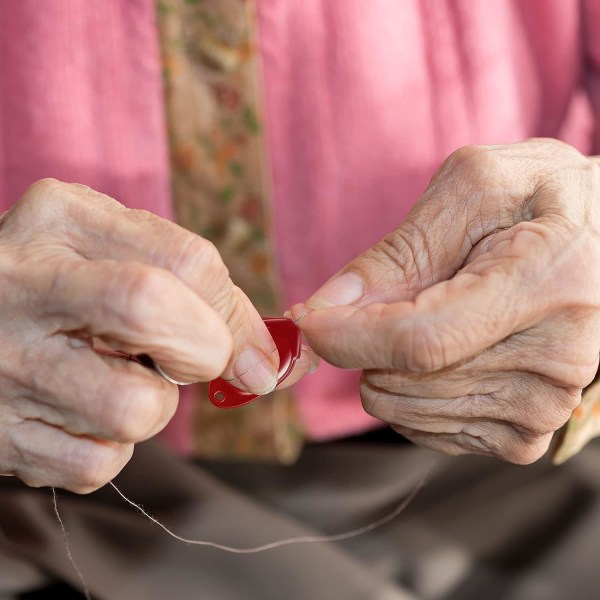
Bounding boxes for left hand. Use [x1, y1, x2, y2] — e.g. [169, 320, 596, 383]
[292, 139, 600, 464]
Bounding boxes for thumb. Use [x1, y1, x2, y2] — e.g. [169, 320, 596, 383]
[298, 199, 468, 311]
[292, 141, 588, 369]
[293, 220, 558, 371]
[301, 141, 565, 311]
[300, 149, 505, 310]
[300, 217, 463, 311]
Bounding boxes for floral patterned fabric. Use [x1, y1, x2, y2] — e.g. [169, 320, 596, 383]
[156, 0, 303, 463]
[554, 379, 600, 464]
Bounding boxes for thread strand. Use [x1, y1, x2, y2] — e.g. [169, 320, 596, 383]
[51, 488, 92, 600]
[108, 469, 427, 554]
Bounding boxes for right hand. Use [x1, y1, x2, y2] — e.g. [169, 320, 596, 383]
[0, 179, 316, 492]
[294, 140, 600, 464]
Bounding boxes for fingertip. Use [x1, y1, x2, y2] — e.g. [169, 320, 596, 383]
[275, 344, 320, 390]
[229, 345, 279, 395]
[289, 303, 314, 324]
[303, 271, 366, 310]
[158, 315, 234, 384]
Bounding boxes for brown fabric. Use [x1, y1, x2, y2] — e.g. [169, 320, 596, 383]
[156, 0, 304, 464]
[2, 440, 600, 599]
[0, 442, 417, 600]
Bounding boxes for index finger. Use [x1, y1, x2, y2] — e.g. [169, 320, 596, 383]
[295, 219, 581, 372]
[14, 180, 280, 393]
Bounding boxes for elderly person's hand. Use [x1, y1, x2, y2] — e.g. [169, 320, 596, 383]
[0, 179, 316, 492]
[293, 139, 600, 464]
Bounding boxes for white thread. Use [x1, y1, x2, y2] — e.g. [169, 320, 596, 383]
[51, 487, 92, 600]
[108, 469, 427, 554]
[52, 468, 427, 599]
[292, 311, 310, 325]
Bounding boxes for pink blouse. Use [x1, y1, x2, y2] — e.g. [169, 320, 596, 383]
[1, 0, 599, 443]
[258, 0, 599, 439]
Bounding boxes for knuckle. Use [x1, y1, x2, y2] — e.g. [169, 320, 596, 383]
[169, 235, 235, 319]
[109, 265, 167, 329]
[560, 387, 584, 413]
[402, 322, 448, 373]
[22, 178, 74, 212]
[516, 388, 580, 438]
[17, 178, 66, 222]
[24, 177, 63, 200]
[14, 471, 45, 490]
[360, 380, 393, 421]
[18, 180, 120, 234]
[461, 422, 511, 460]
[171, 231, 229, 293]
[375, 229, 417, 268]
[566, 363, 598, 390]
[481, 410, 553, 464]
[102, 382, 168, 443]
[506, 434, 551, 465]
[173, 235, 228, 282]
[526, 137, 578, 159]
[371, 223, 435, 290]
[442, 144, 492, 179]
[513, 416, 554, 439]
[66, 442, 129, 493]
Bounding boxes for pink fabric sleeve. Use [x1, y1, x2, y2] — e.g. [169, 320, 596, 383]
[0, 0, 196, 453]
[0, 0, 171, 215]
[583, 0, 600, 154]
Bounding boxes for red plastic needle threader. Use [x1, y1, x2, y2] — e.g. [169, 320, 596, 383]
[208, 317, 302, 409]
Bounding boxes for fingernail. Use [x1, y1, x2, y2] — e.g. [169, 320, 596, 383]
[306, 271, 365, 309]
[289, 304, 310, 322]
[300, 344, 320, 373]
[233, 347, 278, 394]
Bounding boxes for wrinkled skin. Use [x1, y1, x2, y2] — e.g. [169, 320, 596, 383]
[0, 179, 317, 492]
[294, 139, 600, 464]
